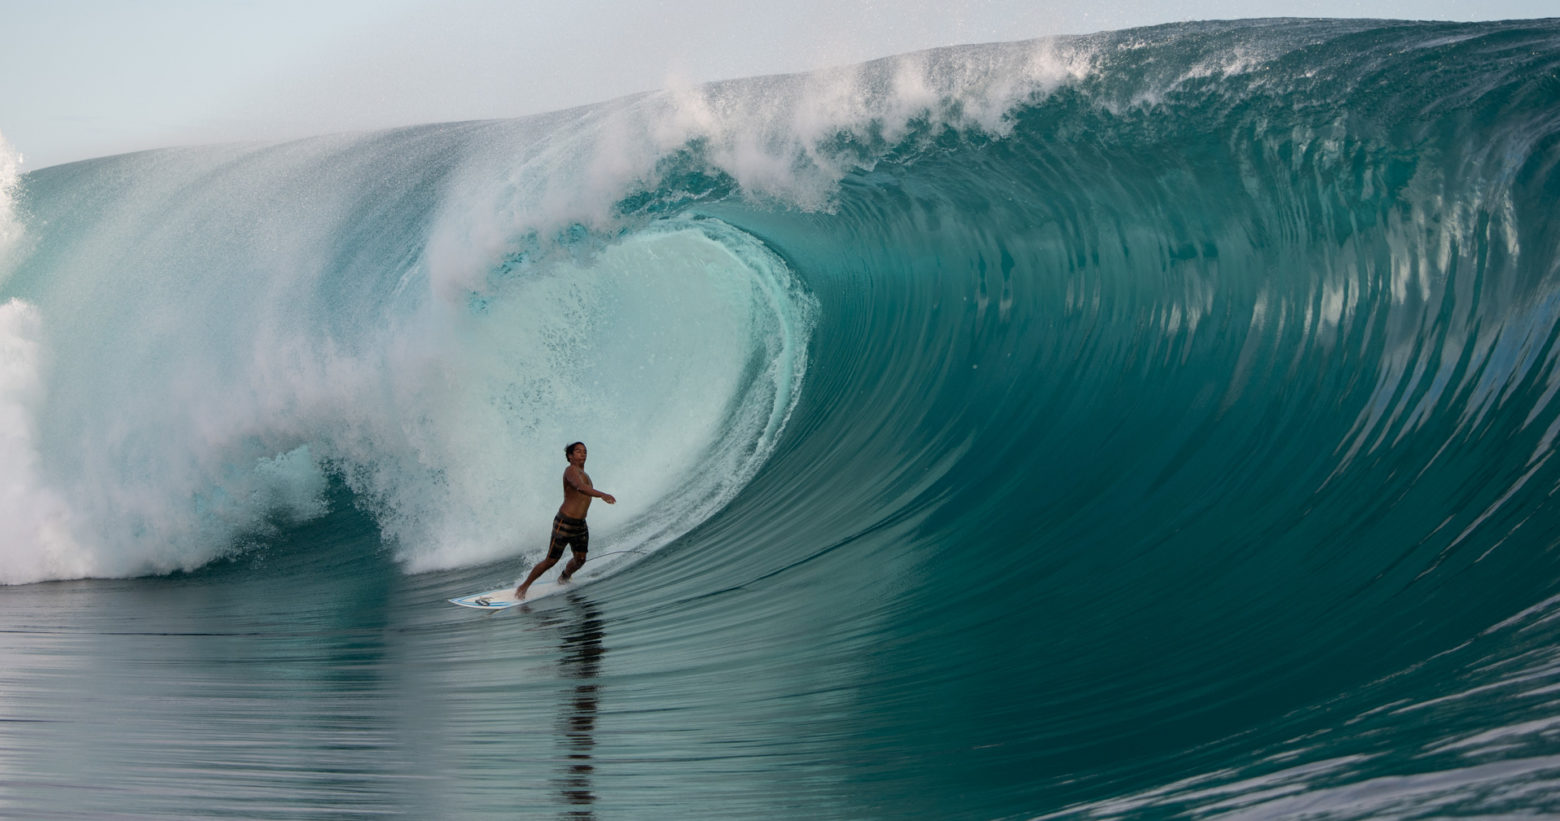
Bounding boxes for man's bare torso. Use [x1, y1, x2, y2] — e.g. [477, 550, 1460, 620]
[559, 465, 594, 519]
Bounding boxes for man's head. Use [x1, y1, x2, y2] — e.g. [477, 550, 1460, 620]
[565, 442, 586, 463]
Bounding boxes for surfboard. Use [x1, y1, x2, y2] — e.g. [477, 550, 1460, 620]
[449, 581, 563, 610]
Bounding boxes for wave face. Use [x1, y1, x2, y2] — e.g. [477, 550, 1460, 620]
[4, 17, 1560, 819]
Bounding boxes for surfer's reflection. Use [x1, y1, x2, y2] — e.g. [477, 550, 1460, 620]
[551, 592, 605, 820]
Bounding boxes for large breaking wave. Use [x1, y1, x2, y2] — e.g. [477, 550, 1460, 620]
[4, 17, 1560, 817]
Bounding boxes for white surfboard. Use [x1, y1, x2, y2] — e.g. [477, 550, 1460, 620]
[449, 581, 564, 610]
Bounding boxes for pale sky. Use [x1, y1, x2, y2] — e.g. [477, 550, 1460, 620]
[1, 0, 1554, 169]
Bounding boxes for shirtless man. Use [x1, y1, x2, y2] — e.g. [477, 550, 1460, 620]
[515, 442, 616, 599]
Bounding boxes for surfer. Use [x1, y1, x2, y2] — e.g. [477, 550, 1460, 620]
[515, 442, 616, 599]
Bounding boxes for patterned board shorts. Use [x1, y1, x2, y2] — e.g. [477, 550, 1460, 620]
[547, 514, 589, 559]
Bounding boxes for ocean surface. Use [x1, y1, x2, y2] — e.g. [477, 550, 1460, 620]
[3, 17, 1560, 819]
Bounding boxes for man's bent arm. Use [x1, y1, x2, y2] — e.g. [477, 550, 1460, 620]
[566, 471, 615, 502]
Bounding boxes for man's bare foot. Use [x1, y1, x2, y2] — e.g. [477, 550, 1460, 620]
[558, 574, 572, 585]
[514, 586, 528, 600]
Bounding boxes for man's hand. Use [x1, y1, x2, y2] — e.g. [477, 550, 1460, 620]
[602, 493, 616, 504]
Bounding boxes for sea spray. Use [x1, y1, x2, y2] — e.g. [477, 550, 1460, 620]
[0, 134, 82, 583]
[0, 298, 90, 583]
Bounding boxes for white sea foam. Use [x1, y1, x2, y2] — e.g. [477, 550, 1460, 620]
[0, 300, 90, 583]
[424, 36, 1098, 299]
[0, 138, 80, 584]
[647, 38, 1095, 204]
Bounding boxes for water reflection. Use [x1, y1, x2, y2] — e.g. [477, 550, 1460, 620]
[547, 593, 606, 820]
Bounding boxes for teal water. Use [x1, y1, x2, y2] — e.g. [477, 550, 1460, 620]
[3, 18, 1560, 819]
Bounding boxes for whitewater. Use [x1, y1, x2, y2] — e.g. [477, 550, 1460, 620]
[2, 17, 1560, 819]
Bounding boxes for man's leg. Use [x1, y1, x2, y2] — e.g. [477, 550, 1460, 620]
[559, 551, 587, 583]
[516, 555, 558, 598]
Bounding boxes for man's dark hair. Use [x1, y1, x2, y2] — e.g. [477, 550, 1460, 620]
[565, 441, 585, 459]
